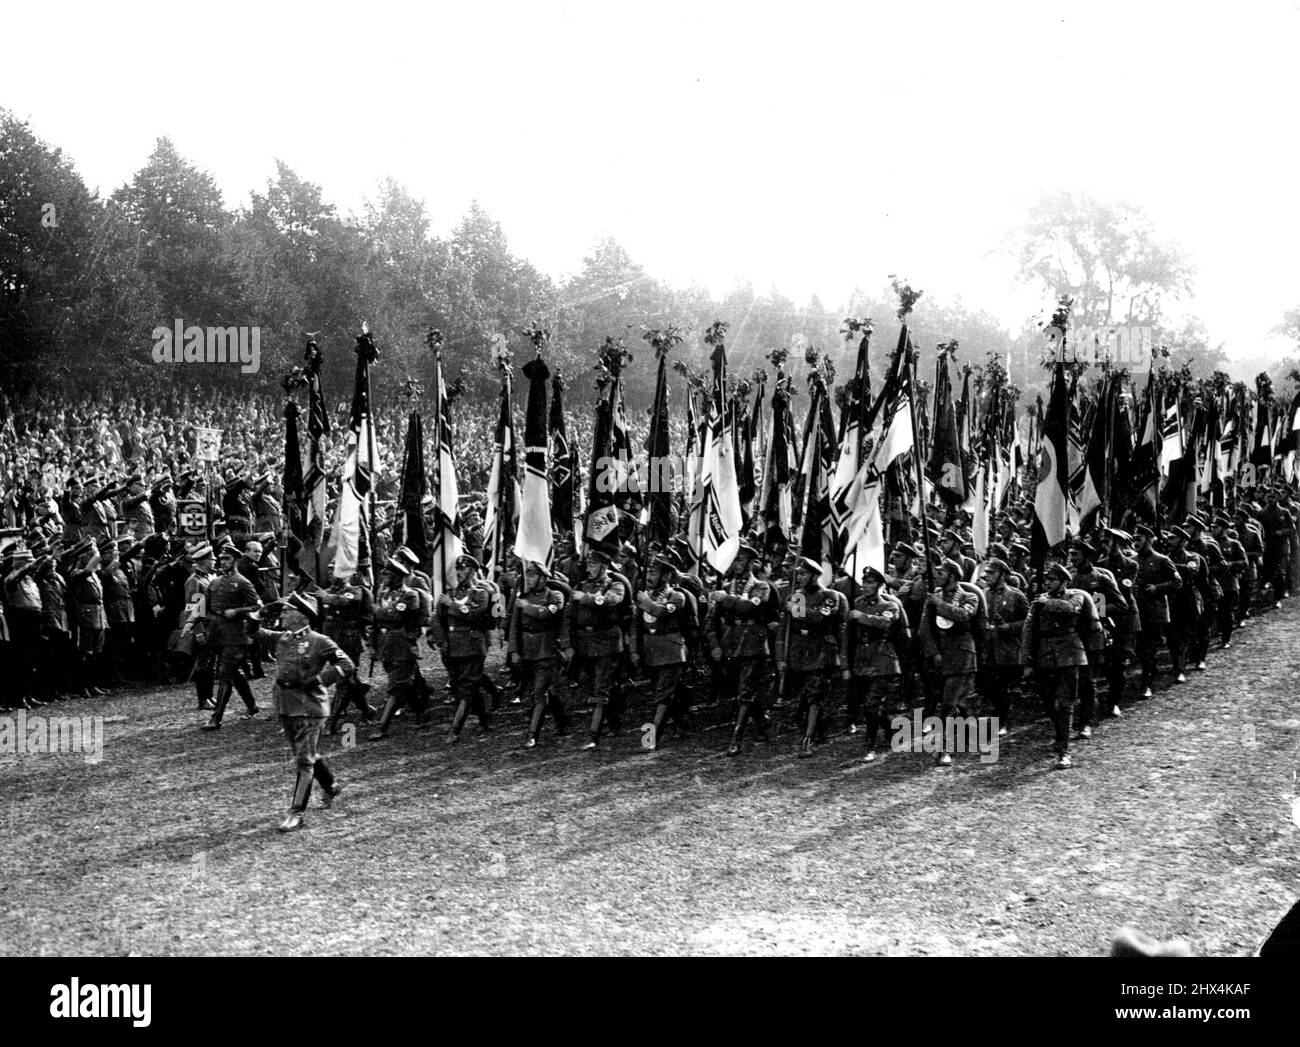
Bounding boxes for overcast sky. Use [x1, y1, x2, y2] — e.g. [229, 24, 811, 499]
[4, 0, 1299, 357]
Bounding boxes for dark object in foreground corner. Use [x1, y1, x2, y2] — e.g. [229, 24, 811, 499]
[1257, 897, 1300, 956]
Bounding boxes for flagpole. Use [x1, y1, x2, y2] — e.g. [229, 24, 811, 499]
[905, 337, 936, 591]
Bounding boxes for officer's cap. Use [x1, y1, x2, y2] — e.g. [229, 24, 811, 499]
[524, 560, 552, 579]
[938, 558, 965, 577]
[984, 557, 1010, 575]
[1133, 524, 1156, 539]
[795, 555, 822, 575]
[862, 565, 887, 586]
[1072, 540, 1098, 560]
[1044, 561, 1072, 583]
[286, 592, 320, 623]
[384, 556, 413, 576]
[455, 554, 481, 571]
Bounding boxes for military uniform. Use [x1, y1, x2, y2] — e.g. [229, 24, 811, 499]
[258, 612, 354, 831]
[1068, 561, 1123, 730]
[774, 575, 848, 755]
[367, 578, 427, 740]
[919, 579, 983, 751]
[1212, 524, 1246, 645]
[181, 562, 215, 708]
[632, 571, 690, 749]
[1133, 541, 1181, 694]
[321, 580, 374, 731]
[1102, 545, 1141, 705]
[564, 566, 627, 746]
[69, 560, 107, 694]
[711, 566, 775, 754]
[202, 566, 261, 727]
[510, 578, 570, 745]
[439, 571, 494, 740]
[845, 585, 910, 756]
[1021, 580, 1089, 764]
[1168, 541, 1210, 675]
[979, 577, 1029, 730]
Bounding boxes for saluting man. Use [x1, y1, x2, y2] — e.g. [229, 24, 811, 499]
[631, 553, 690, 752]
[437, 553, 494, 742]
[510, 561, 570, 748]
[1021, 561, 1089, 770]
[563, 548, 628, 750]
[843, 564, 909, 762]
[775, 556, 848, 758]
[256, 592, 355, 833]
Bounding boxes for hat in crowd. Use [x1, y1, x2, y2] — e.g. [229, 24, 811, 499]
[651, 553, 678, 574]
[987, 541, 1010, 560]
[1072, 540, 1098, 560]
[735, 540, 758, 560]
[862, 565, 887, 586]
[984, 557, 1010, 576]
[65, 537, 95, 561]
[524, 560, 552, 579]
[5, 546, 34, 568]
[1104, 526, 1133, 544]
[143, 533, 170, 559]
[1186, 514, 1207, 531]
[1168, 525, 1190, 543]
[1133, 523, 1156, 539]
[937, 558, 964, 577]
[891, 543, 918, 560]
[1044, 561, 1072, 583]
[1009, 541, 1030, 557]
[587, 548, 613, 566]
[795, 555, 822, 575]
[395, 546, 422, 571]
[96, 536, 117, 556]
[1213, 513, 1233, 528]
[456, 554, 482, 572]
[215, 538, 237, 557]
[27, 537, 49, 558]
[384, 555, 413, 576]
[286, 591, 321, 625]
[187, 541, 214, 562]
[942, 528, 962, 544]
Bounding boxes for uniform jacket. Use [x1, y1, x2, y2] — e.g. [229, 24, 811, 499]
[205, 570, 260, 645]
[982, 581, 1030, 665]
[373, 584, 423, 664]
[509, 583, 567, 662]
[1134, 548, 1181, 625]
[845, 590, 908, 677]
[320, 584, 374, 637]
[439, 580, 493, 659]
[919, 583, 981, 674]
[775, 583, 848, 671]
[563, 572, 627, 656]
[257, 626, 355, 717]
[705, 572, 773, 659]
[99, 563, 135, 625]
[69, 567, 106, 630]
[1068, 566, 1124, 651]
[633, 584, 688, 667]
[1020, 588, 1090, 668]
[1214, 534, 1247, 594]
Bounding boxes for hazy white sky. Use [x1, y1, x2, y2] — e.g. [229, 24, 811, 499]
[4, 0, 1299, 357]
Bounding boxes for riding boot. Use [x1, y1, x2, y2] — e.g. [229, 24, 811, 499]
[368, 696, 399, 741]
[326, 688, 346, 735]
[449, 697, 470, 740]
[527, 701, 546, 743]
[232, 673, 258, 714]
[205, 681, 232, 728]
[312, 757, 336, 793]
[648, 702, 669, 751]
[585, 704, 605, 748]
[194, 668, 214, 710]
[473, 690, 492, 732]
[727, 702, 750, 755]
[548, 693, 570, 735]
[291, 767, 313, 812]
[801, 703, 822, 755]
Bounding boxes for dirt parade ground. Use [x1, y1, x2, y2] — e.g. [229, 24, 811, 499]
[2, 603, 1297, 957]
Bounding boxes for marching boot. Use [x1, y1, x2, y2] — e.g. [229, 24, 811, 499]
[353, 681, 374, 722]
[233, 673, 259, 716]
[368, 696, 399, 741]
[582, 705, 605, 750]
[326, 688, 346, 736]
[648, 702, 669, 752]
[799, 703, 822, 757]
[278, 768, 313, 832]
[752, 701, 771, 741]
[548, 694, 571, 736]
[863, 713, 881, 757]
[727, 703, 750, 756]
[526, 702, 546, 747]
[473, 691, 492, 733]
[195, 668, 215, 710]
[313, 757, 339, 806]
[202, 681, 233, 730]
[448, 698, 470, 743]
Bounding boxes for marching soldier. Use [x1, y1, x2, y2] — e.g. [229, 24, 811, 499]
[1066, 539, 1125, 737]
[631, 553, 690, 752]
[1132, 524, 1181, 699]
[436, 553, 495, 742]
[885, 542, 928, 713]
[1234, 506, 1263, 620]
[978, 557, 1028, 737]
[255, 592, 354, 833]
[712, 542, 775, 757]
[321, 569, 374, 734]
[510, 561, 570, 748]
[1210, 514, 1246, 648]
[1020, 561, 1089, 770]
[367, 557, 428, 741]
[181, 542, 216, 710]
[200, 541, 262, 730]
[843, 564, 909, 762]
[919, 558, 982, 766]
[67, 538, 109, 699]
[1098, 527, 1140, 713]
[1167, 524, 1211, 677]
[774, 555, 848, 758]
[563, 548, 628, 751]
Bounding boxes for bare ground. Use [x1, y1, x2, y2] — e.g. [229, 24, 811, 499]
[2, 603, 1297, 956]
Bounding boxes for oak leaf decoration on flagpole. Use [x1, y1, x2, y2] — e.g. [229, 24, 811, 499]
[355, 322, 379, 364]
[888, 276, 923, 322]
